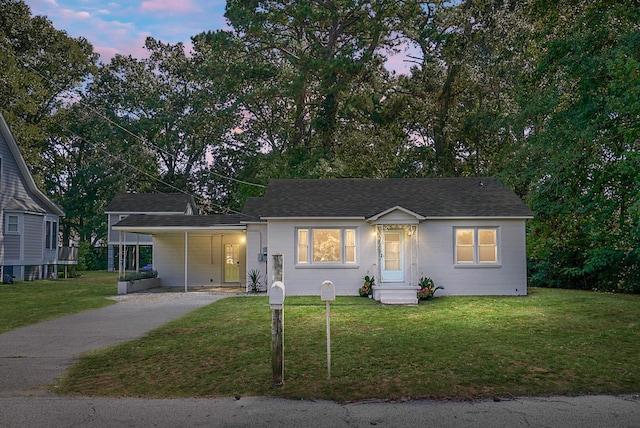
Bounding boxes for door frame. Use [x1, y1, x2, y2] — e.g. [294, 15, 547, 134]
[381, 229, 404, 283]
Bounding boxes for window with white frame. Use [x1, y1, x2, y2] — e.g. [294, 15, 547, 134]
[455, 227, 498, 264]
[45, 220, 58, 249]
[297, 228, 357, 265]
[6, 214, 19, 234]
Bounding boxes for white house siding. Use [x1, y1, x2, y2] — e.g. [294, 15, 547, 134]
[153, 232, 245, 288]
[245, 223, 268, 291]
[419, 219, 527, 296]
[266, 219, 378, 296]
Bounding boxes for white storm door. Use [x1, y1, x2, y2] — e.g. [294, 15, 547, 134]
[224, 244, 240, 283]
[381, 231, 403, 282]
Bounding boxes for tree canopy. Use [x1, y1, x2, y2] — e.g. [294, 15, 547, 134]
[2, 0, 638, 292]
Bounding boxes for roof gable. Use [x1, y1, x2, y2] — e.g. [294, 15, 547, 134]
[253, 178, 533, 219]
[105, 193, 198, 214]
[367, 206, 425, 223]
[0, 113, 64, 216]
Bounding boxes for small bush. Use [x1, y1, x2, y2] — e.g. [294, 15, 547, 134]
[118, 270, 158, 282]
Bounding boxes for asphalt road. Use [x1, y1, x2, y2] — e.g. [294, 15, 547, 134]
[1, 291, 639, 427]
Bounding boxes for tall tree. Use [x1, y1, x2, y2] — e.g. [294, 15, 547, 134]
[514, 0, 640, 292]
[400, 0, 527, 177]
[0, 0, 97, 180]
[223, 0, 414, 173]
[88, 37, 237, 199]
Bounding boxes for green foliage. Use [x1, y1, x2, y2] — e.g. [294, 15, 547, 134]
[247, 269, 264, 293]
[118, 270, 158, 282]
[516, 0, 640, 293]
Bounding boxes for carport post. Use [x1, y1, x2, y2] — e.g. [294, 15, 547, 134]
[184, 232, 189, 292]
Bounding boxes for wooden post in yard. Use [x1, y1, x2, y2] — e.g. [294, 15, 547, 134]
[270, 280, 285, 385]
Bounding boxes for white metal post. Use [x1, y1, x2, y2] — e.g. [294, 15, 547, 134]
[184, 232, 189, 292]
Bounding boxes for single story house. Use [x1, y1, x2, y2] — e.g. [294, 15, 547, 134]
[0, 113, 65, 282]
[113, 177, 533, 304]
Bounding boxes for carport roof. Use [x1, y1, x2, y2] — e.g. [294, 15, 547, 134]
[113, 214, 250, 233]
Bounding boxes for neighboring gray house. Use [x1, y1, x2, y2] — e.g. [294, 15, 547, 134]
[0, 113, 65, 282]
[105, 193, 198, 271]
[113, 178, 533, 304]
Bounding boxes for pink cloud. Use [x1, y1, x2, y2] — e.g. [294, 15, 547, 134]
[60, 9, 91, 20]
[140, 0, 198, 13]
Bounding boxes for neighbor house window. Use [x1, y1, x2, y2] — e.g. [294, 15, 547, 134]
[297, 228, 357, 265]
[455, 227, 498, 264]
[6, 214, 19, 234]
[46, 221, 52, 249]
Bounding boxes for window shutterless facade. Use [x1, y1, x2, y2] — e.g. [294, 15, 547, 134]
[455, 227, 498, 264]
[296, 228, 356, 265]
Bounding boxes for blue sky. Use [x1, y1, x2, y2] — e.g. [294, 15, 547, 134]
[24, 0, 229, 61]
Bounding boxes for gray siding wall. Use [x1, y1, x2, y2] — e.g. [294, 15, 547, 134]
[23, 214, 43, 263]
[107, 214, 153, 245]
[1, 119, 60, 277]
[3, 234, 21, 263]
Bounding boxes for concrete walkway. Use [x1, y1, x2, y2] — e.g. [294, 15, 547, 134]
[0, 292, 639, 427]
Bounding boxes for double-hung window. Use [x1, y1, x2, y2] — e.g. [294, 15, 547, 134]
[297, 228, 357, 265]
[455, 227, 498, 265]
[6, 214, 19, 234]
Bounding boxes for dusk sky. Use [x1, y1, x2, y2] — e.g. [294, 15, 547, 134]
[23, 0, 230, 61]
[23, 0, 413, 72]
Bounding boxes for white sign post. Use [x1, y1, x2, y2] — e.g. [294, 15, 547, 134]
[270, 281, 285, 385]
[320, 280, 336, 380]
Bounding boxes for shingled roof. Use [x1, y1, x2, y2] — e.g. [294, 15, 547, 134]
[113, 214, 247, 230]
[105, 193, 198, 214]
[245, 178, 533, 219]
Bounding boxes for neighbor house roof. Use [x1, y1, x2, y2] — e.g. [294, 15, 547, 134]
[105, 193, 198, 215]
[0, 113, 64, 216]
[246, 178, 533, 219]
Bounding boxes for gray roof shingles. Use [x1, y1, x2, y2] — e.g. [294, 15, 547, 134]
[105, 193, 197, 214]
[115, 214, 247, 228]
[246, 177, 533, 218]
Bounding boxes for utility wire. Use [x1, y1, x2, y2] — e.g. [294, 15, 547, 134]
[1, 44, 266, 191]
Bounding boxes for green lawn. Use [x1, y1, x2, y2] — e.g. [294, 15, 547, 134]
[55, 288, 640, 401]
[0, 271, 117, 334]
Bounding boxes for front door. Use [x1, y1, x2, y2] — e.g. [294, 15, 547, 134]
[224, 244, 240, 283]
[381, 230, 403, 282]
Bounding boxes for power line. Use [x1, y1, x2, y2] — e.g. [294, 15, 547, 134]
[0, 43, 266, 191]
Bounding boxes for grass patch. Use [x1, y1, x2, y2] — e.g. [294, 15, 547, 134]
[0, 271, 117, 334]
[56, 288, 640, 402]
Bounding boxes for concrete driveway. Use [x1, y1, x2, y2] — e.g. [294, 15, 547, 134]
[0, 292, 639, 427]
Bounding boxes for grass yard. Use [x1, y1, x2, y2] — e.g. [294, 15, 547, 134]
[0, 271, 117, 334]
[56, 287, 640, 402]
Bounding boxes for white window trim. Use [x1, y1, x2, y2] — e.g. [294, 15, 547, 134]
[296, 227, 359, 268]
[5, 214, 20, 234]
[454, 227, 500, 267]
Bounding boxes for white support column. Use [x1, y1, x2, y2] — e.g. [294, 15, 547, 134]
[184, 231, 189, 292]
[118, 231, 124, 279]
